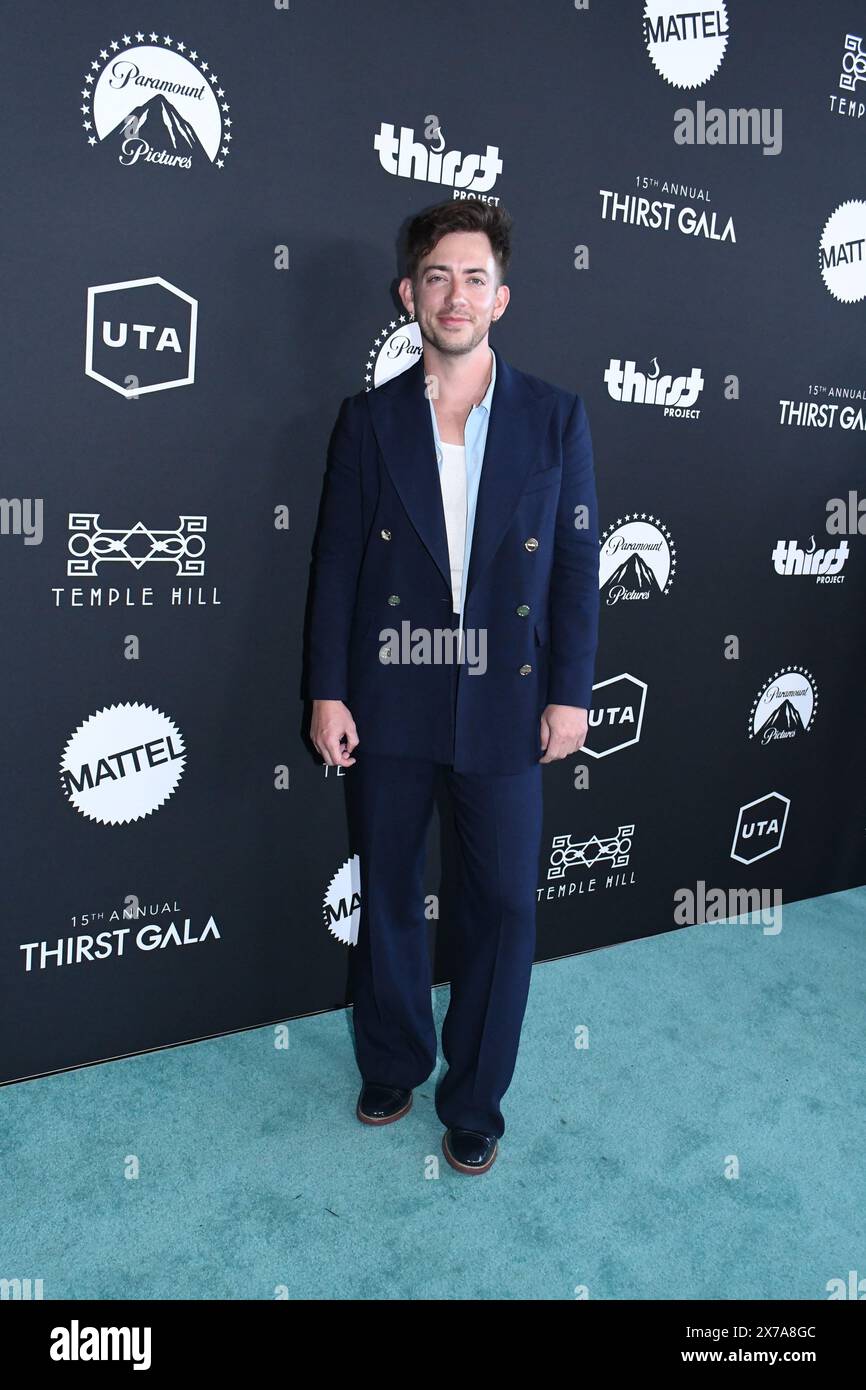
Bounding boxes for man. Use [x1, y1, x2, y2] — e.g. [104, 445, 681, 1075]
[307, 200, 600, 1174]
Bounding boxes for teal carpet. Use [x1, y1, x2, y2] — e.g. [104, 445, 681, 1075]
[2, 887, 864, 1300]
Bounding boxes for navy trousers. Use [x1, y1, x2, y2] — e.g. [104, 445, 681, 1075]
[344, 630, 544, 1138]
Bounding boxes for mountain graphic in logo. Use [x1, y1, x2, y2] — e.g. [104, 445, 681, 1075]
[758, 699, 804, 735]
[748, 667, 818, 744]
[79, 33, 233, 171]
[108, 97, 207, 159]
[603, 552, 660, 600]
[598, 514, 676, 604]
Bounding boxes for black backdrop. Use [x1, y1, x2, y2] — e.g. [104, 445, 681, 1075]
[2, 0, 864, 1085]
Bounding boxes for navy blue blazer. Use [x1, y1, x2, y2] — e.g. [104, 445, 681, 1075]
[306, 346, 600, 774]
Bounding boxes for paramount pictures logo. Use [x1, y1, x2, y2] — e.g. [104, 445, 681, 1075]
[748, 667, 818, 744]
[79, 29, 234, 173]
[599, 514, 676, 603]
[364, 314, 422, 390]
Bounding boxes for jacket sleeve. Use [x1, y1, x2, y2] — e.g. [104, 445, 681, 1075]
[546, 393, 600, 710]
[306, 395, 365, 701]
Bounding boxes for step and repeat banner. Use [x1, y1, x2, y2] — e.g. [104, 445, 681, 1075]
[2, 1, 864, 1085]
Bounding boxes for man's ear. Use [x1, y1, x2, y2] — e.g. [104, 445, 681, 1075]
[397, 275, 415, 317]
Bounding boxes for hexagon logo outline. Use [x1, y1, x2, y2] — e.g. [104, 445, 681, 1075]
[731, 791, 790, 864]
[582, 672, 648, 759]
[85, 275, 198, 397]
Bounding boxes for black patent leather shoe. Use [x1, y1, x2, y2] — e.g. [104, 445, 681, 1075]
[356, 1082, 413, 1125]
[442, 1128, 499, 1174]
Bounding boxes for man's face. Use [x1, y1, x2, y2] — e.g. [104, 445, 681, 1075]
[400, 230, 509, 357]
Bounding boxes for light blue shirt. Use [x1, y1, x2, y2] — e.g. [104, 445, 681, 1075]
[428, 346, 497, 625]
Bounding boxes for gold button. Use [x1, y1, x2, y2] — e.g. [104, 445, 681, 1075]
[519, 663, 532, 675]
[516, 604, 530, 617]
[387, 594, 400, 606]
[380, 528, 391, 541]
[524, 537, 539, 552]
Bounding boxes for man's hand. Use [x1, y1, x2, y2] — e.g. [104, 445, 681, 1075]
[310, 699, 359, 767]
[538, 704, 588, 762]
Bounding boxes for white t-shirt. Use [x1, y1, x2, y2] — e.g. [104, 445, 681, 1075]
[438, 440, 467, 614]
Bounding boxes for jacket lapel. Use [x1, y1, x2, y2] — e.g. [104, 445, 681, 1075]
[366, 345, 554, 606]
